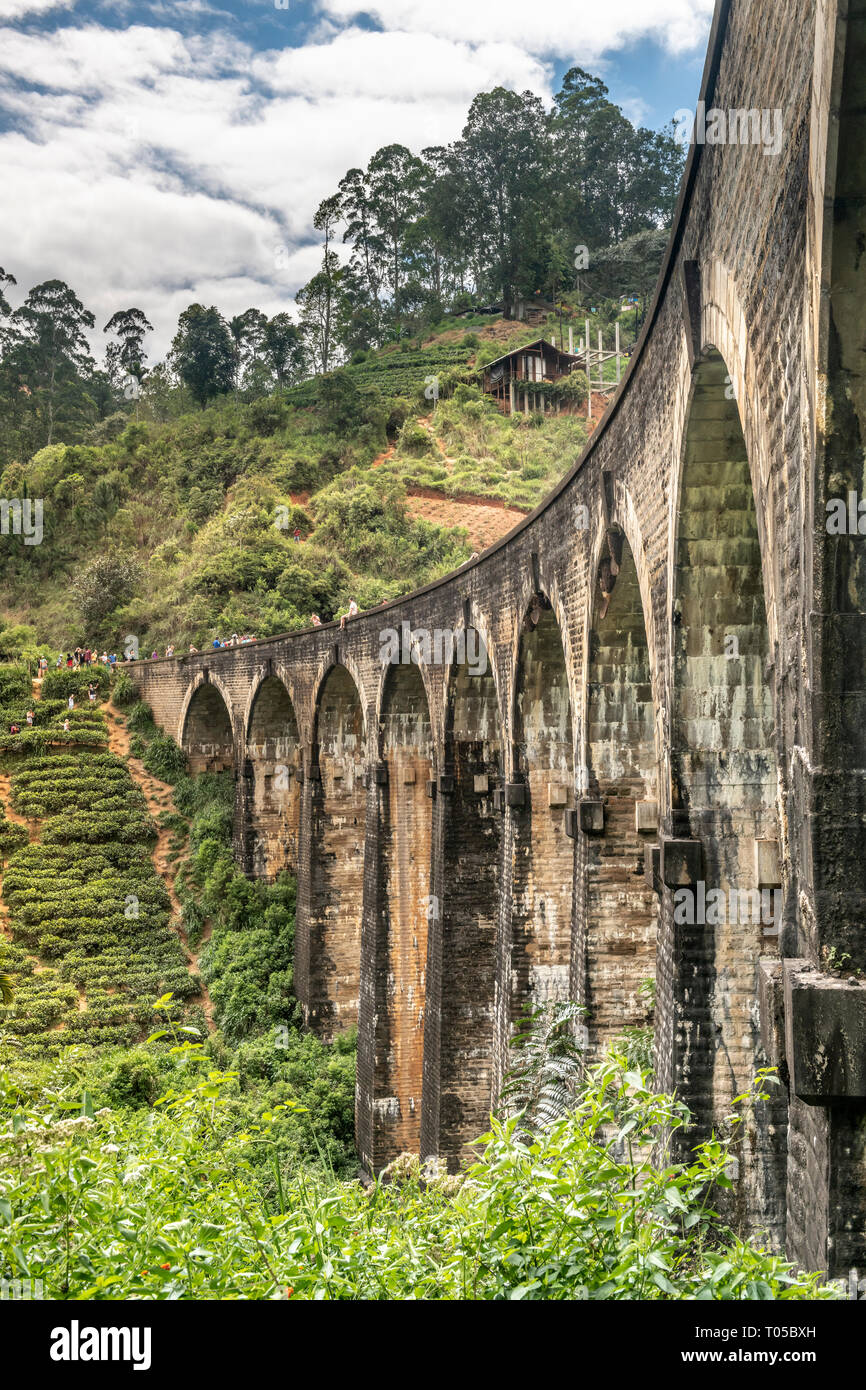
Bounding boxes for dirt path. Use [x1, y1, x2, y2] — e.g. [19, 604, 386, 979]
[105, 700, 215, 1030]
[404, 490, 528, 551]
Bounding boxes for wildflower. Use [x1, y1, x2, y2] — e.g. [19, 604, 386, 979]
[286, 1287, 294, 1298]
[160, 1263, 171, 1270]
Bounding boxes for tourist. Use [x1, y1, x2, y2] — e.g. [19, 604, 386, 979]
[25, 710, 33, 726]
[166, 644, 174, 658]
[340, 600, 359, 630]
[310, 614, 321, 627]
[293, 526, 301, 543]
[9, 722, 20, 734]
[212, 637, 221, 649]
[68, 695, 75, 711]
[88, 683, 96, 703]
[189, 644, 198, 653]
[66, 653, 74, 669]
[62, 718, 69, 732]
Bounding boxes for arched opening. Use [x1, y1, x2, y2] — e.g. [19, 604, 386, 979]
[377, 662, 433, 1158]
[182, 682, 233, 774]
[511, 599, 574, 1027]
[307, 665, 366, 1040]
[582, 531, 658, 1055]
[672, 347, 781, 1229]
[439, 635, 502, 1168]
[244, 677, 300, 879]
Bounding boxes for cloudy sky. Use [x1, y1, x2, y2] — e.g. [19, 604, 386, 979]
[0, 0, 714, 361]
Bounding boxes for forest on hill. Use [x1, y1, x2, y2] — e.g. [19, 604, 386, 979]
[0, 66, 681, 658]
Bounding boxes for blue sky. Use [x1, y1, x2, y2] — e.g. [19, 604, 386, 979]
[0, 0, 714, 357]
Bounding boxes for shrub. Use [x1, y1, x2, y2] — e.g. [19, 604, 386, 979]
[111, 669, 140, 706]
[41, 666, 110, 700]
[142, 734, 188, 784]
[397, 420, 433, 456]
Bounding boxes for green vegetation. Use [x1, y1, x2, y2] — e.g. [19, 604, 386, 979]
[380, 393, 590, 509]
[0, 1034, 835, 1300]
[0, 739, 197, 1054]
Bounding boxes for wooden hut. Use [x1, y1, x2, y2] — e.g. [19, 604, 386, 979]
[481, 337, 583, 415]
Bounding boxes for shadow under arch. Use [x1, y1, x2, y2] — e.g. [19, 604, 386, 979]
[437, 628, 503, 1169]
[241, 675, 301, 878]
[181, 679, 234, 774]
[306, 663, 366, 1041]
[580, 527, 658, 1055]
[671, 345, 783, 1238]
[509, 593, 575, 1030]
[374, 660, 434, 1163]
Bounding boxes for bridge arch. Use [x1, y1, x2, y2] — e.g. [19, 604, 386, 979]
[305, 662, 367, 1040]
[179, 674, 235, 774]
[579, 522, 659, 1056]
[438, 623, 504, 1167]
[670, 344, 783, 1232]
[375, 660, 434, 1159]
[241, 674, 301, 878]
[508, 590, 575, 1032]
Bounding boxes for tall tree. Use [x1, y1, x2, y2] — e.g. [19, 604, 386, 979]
[103, 307, 154, 389]
[338, 166, 384, 314]
[311, 194, 343, 372]
[297, 260, 343, 375]
[262, 313, 304, 390]
[228, 308, 268, 394]
[456, 89, 550, 316]
[169, 304, 234, 408]
[0, 268, 16, 336]
[366, 143, 425, 322]
[8, 280, 95, 446]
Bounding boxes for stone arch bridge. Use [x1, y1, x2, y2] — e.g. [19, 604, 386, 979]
[132, 0, 866, 1275]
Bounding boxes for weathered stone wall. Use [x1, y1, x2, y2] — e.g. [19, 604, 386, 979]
[130, 0, 866, 1274]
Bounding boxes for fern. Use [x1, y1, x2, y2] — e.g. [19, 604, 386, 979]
[499, 1001, 587, 1136]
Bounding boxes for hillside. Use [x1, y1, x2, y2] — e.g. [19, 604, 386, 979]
[0, 313, 599, 655]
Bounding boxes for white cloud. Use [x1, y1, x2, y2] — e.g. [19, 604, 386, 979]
[316, 0, 716, 61]
[0, 3, 712, 362]
[0, 0, 75, 17]
[0, 20, 555, 356]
